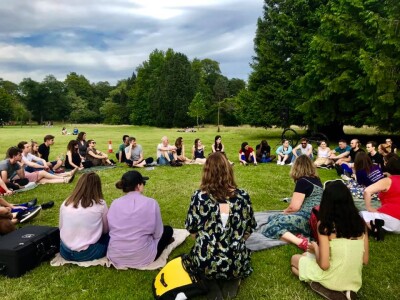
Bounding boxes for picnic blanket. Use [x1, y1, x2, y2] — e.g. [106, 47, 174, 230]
[50, 228, 189, 270]
[246, 211, 287, 251]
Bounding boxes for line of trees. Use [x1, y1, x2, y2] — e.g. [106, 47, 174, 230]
[1, 1, 399, 134]
[241, 0, 400, 136]
[0, 49, 245, 128]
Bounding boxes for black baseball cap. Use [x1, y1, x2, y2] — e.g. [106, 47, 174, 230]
[121, 170, 149, 187]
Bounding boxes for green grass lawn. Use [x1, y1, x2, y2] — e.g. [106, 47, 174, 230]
[0, 125, 399, 299]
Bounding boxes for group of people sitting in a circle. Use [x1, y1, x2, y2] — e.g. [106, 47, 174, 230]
[1, 131, 399, 300]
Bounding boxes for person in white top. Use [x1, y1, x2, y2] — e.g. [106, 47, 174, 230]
[290, 138, 313, 165]
[59, 172, 109, 261]
[157, 136, 178, 165]
[314, 140, 332, 168]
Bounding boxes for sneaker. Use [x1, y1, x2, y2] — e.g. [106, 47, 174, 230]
[277, 161, 280, 165]
[341, 174, 351, 181]
[27, 198, 38, 208]
[288, 162, 293, 166]
[319, 164, 329, 170]
[18, 206, 42, 223]
[280, 161, 285, 165]
[41, 201, 54, 210]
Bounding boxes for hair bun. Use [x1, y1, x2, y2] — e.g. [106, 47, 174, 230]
[115, 180, 124, 189]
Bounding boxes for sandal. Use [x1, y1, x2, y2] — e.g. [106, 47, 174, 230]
[296, 234, 309, 251]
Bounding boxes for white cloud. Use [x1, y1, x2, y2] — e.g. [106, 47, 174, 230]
[0, 0, 263, 84]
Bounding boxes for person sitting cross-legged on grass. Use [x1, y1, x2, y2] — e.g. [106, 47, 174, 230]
[125, 137, 153, 168]
[239, 142, 257, 166]
[192, 138, 207, 164]
[117, 135, 129, 163]
[59, 172, 109, 262]
[157, 136, 178, 166]
[184, 152, 257, 299]
[107, 171, 174, 269]
[261, 155, 323, 250]
[291, 180, 369, 299]
[290, 138, 313, 165]
[275, 139, 292, 165]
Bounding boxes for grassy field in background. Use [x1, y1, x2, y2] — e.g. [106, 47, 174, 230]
[0, 124, 398, 300]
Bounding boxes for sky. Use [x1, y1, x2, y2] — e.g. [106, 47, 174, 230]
[0, 0, 263, 85]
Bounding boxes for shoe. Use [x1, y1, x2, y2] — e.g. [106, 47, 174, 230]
[288, 162, 293, 166]
[341, 174, 351, 181]
[41, 201, 54, 210]
[280, 161, 285, 165]
[309, 282, 349, 300]
[27, 198, 38, 208]
[335, 164, 343, 176]
[67, 174, 75, 183]
[277, 161, 280, 165]
[17, 206, 42, 223]
[296, 234, 308, 251]
[343, 290, 357, 300]
[319, 164, 329, 170]
[370, 219, 385, 241]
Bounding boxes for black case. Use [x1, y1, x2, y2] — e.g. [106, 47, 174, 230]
[0, 225, 60, 277]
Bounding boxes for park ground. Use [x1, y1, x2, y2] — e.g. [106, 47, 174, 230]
[0, 125, 399, 300]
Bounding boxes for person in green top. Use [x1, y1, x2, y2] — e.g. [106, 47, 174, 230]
[117, 135, 129, 163]
[291, 180, 369, 298]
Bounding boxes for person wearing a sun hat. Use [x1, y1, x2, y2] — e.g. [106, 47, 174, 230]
[107, 171, 174, 269]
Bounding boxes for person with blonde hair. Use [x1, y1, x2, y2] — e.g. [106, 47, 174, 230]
[59, 172, 109, 261]
[185, 152, 257, 299]
[261, 155, 323, 250]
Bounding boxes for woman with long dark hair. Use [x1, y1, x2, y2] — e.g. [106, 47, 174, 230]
[192, 138, 206, 164]
[255, 139, 276, 163]
[185, 152, 256, 298]
[76, 131, 87, 158]
[239, 142, 257, 166]
[291, 180, 368, 296]
[175, 137, 191, 164]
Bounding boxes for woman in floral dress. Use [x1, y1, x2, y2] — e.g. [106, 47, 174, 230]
[261, 155, 323, 250]
[185, 152, 256, 299]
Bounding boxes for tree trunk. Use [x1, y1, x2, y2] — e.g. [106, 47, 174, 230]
[316, 122, 345, 142]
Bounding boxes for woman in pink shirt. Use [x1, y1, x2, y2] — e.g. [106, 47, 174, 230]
[107, 171, 173, 269]
[59, 172, 109, 261]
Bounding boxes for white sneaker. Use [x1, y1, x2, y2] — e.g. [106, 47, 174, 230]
[289, 162, 293, 166]
[280, 161, 285, 165]
[277, 161, 280, 165]
[341, 174, 352, 181]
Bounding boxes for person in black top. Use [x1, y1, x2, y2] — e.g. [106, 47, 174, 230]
[255, 140, 276, 163]
[38, 135, 63, 171]
[366, 141, 384, 169]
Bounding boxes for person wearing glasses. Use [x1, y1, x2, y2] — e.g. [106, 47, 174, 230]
[290, 138, 313, 165]
[86, 140, 114, 166]
[107, 171, 173, 268]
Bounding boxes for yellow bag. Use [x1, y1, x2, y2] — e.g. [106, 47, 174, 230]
[153, 256, 207, 299]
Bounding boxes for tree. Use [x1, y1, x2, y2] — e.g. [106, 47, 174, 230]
[0, 87, 14, 122]
[298, 0, 400, 135]
[188, 92, 208, 129]
[99, 100, 122, 124]
[213, 76, 230, 131]
[247, 0, 324, 129]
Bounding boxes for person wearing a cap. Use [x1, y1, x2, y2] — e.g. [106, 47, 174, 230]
[107, 171, 173, 268]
